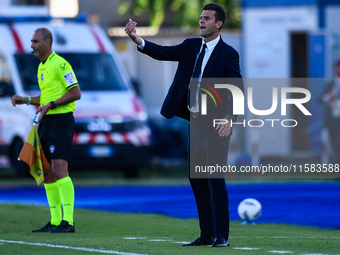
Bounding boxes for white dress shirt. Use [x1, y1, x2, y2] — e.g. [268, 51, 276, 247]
[189, 35, 220, 112]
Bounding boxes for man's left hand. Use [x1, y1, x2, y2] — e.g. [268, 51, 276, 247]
[215, 118, 232, 137]
[36, 104, 51, 122]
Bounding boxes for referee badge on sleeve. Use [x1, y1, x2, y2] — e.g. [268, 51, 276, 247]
[63, 72, 76, 86]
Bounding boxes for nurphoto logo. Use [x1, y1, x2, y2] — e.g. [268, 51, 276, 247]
[198, 82, 222, 115]
[198, 80, 312, 128]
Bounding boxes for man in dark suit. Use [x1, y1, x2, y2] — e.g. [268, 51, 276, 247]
[125, 3, 242, 247]
[318, 60, 340, 161]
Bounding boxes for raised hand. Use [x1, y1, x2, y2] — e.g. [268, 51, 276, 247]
[124, 19, 142, 45]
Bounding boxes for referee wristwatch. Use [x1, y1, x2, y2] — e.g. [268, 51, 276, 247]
[49, 101, 57, 109]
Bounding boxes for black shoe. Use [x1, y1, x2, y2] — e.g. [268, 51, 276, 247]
[211, 237, 230, 247]
[50, 220, 75, 233]
[181, 236, 215, 246]
[32, 222, 58, 233]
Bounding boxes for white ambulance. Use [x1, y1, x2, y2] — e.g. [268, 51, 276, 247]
[0, 10, 151, 178]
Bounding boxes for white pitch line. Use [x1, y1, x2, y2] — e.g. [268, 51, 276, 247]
[233, 247, 260, 250]
[148, 239, 170, 242]
[0, 239, 147, 255]
[123, 237, 146, 240]
[268, 251, 293, 254]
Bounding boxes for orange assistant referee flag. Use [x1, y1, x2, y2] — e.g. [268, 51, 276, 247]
[18, 126, 50, 185]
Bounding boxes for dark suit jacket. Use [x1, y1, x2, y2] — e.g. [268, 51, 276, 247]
[138, 37, 243, 122]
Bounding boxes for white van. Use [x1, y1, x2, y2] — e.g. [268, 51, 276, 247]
[0, 11, 151, 178]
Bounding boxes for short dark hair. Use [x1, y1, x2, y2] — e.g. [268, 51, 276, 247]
[202, 3, 226, 30]
[35, 28, 53, 46]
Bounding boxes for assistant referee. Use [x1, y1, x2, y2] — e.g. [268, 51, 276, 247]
[11, 28, 81, 233]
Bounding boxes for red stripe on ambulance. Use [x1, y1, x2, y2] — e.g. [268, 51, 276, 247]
[121, 133, 130, 144]
[135, 134, 144, 146]
[88, 24, 105, 53]
[88, 132, 97, 144]
[132, 95, 143, 113]
[72, 132, 80, 144]
[104, 133, 114, 143]
[9, 26, 24, 53]
[72, 128, 151, 146]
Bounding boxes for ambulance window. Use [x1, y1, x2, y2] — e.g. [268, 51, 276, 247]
[59, 53, 128, 91]
[0, 54, 14, 97]
[15, 53, 128, 91]
[14, 53, 40, 91]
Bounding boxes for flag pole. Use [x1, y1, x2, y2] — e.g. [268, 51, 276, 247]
[33, 111, 41, 127]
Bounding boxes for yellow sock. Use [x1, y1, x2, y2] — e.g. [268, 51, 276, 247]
[57, 176, 74, 225]
[44, 182, 62, 226]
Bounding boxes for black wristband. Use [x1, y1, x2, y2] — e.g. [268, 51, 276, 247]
[50, 101, 57, 109]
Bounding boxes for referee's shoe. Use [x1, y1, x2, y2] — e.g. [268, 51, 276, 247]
[32, 222, 57, 232]
[50, 220, 75, 233]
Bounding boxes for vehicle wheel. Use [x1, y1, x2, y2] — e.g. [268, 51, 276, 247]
[11, 139, 30, 178]
[123, 167, 140, 179]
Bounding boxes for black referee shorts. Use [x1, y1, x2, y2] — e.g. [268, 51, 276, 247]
[38, 112, 74, 162]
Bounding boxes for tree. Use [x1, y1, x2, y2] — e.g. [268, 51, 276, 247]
[119, 0, 241, 28]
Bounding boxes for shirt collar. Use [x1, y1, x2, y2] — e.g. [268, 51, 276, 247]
[201, 35, 220, 51]
[42, 51, 55, 65]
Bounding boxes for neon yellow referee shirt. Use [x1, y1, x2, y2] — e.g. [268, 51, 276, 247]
[37, 51, 78, 115]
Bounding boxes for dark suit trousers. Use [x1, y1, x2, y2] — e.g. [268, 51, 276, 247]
[189, 116, 230, 240]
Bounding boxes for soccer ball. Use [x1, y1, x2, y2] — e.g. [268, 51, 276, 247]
[237, 198, 262, 223]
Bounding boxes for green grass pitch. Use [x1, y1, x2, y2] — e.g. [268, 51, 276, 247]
[0, 204, 339, 255]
